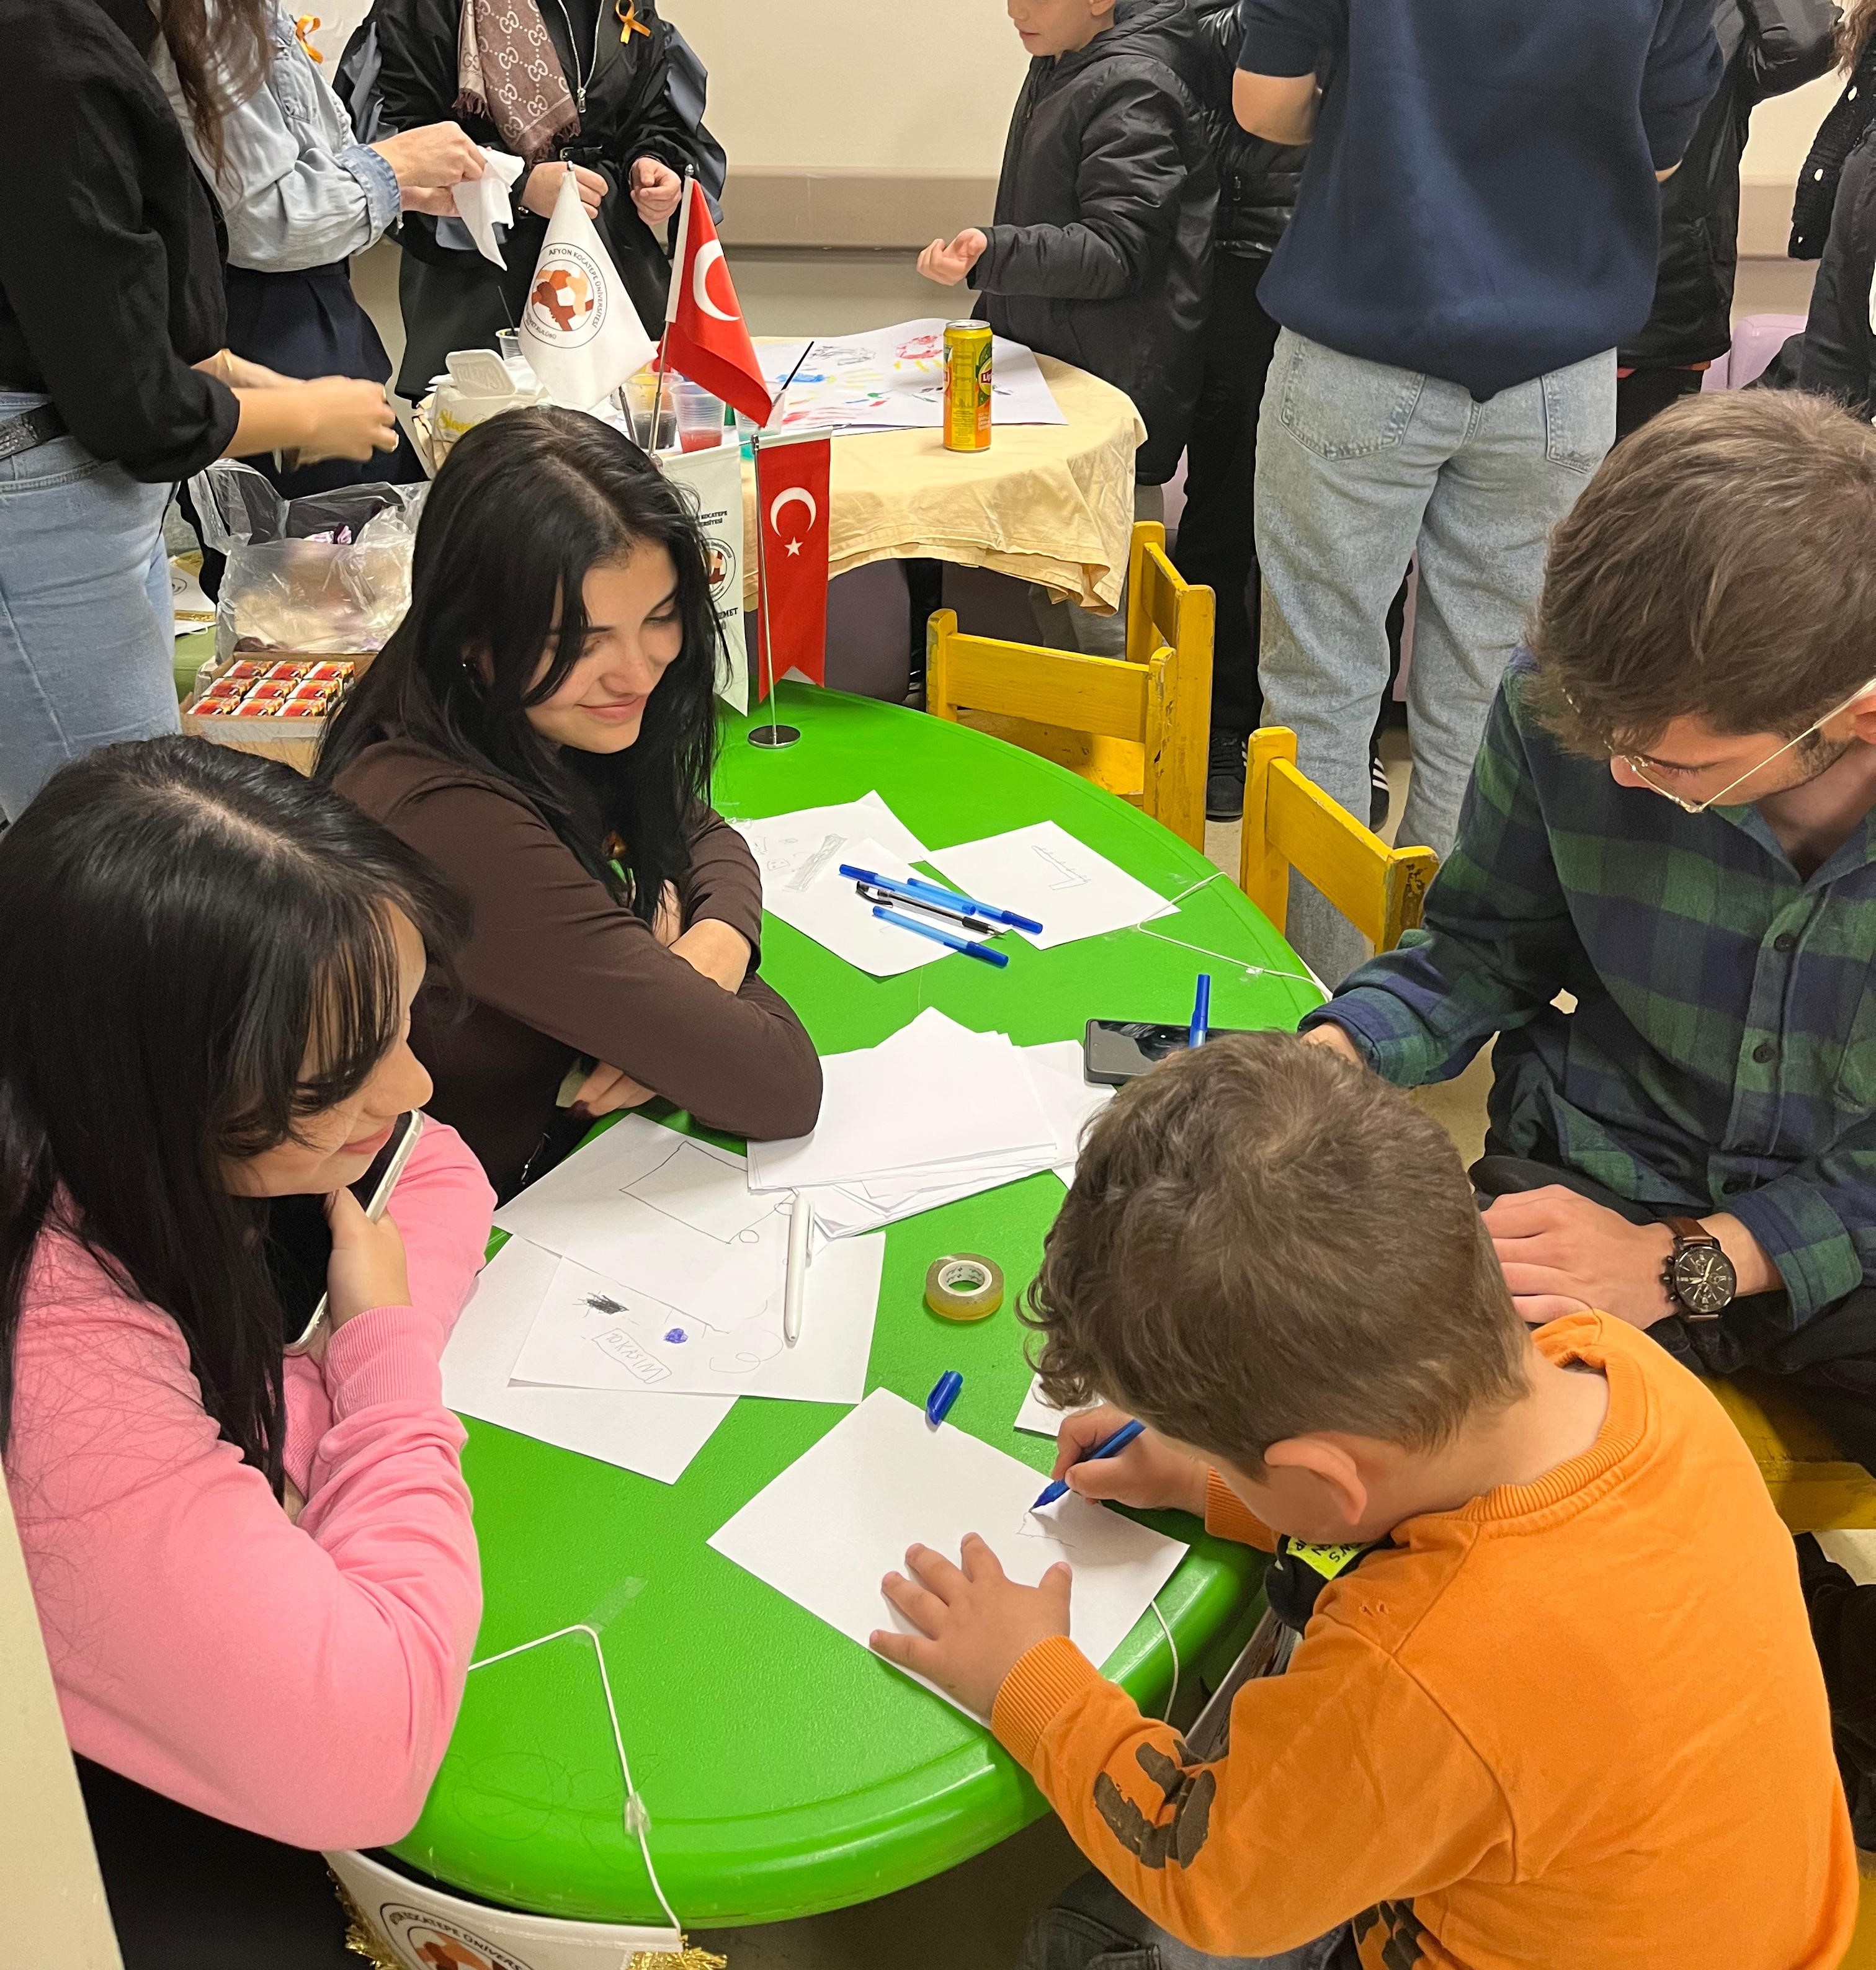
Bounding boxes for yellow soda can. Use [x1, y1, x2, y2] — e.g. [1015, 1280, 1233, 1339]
[944, 320, 993, 452]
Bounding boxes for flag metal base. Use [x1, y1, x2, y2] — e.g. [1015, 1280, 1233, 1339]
[746, 724, 802, 751]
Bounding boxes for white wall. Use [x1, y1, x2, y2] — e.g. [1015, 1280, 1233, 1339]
[1743, 69, 1841, 183]
[649, 0, 1030, 174]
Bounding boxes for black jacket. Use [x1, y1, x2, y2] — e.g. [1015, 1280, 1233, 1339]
[1793, 37, 1876, 257]
[970, 0, 1217, 484]
[1797, 123, 1876, 414]
[1623, 0, 1836, 368]
[1188, 0, 1305, 261]
[370, 0, 714, 388]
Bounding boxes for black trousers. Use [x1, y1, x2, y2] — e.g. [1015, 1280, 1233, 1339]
[1614, 365, 1704, 442]
[1176, 253, 1284, 736]
[1473, 1153, 1876, 1838]
[76, 1757, 355, 1969]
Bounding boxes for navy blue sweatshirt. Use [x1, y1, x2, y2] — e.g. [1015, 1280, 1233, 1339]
[1238, 0, 1723, 399]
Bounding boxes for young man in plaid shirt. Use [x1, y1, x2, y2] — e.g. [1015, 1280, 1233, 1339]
[1305, 389, 1876, 1835]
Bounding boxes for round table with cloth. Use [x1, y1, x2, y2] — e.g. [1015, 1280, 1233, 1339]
[736, 354, 1147, 613]
[384, 686, 1317, 1930]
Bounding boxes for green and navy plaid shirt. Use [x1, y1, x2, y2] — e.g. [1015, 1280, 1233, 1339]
[1308, 656, 1876, 1346]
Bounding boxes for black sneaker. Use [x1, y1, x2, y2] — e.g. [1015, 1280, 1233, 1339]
[1207, 728, 1248, 822]
[1370, 748, 1391, 832]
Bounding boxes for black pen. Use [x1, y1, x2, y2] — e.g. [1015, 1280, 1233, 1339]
[853, 881, 998, 937]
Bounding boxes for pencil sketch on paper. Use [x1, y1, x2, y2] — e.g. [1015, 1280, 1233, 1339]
[1032, 842, 1091, 892]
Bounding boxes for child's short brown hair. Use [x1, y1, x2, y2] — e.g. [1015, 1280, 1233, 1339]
[1025, 1033, 1529, 1471]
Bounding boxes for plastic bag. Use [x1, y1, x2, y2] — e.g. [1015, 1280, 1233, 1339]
[187, 463, 427, 663]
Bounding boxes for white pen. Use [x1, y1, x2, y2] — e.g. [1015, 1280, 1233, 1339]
[782, 1192, 813, 1349]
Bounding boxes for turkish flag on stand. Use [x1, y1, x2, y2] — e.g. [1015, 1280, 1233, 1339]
[664, 178, 773, 427]
[754, 435, 831, 700]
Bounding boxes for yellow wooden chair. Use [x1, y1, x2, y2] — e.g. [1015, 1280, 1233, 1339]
[1708, 1374, 1876, 1536]
[927, 522, 1215, 850]
[1238, 728, 1438, 955]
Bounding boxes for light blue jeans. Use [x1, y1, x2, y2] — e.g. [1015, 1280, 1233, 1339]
[0, 393, 178, 821]
[1022, 1872, 1360, 1970]
[1254, 331, 1614, 983]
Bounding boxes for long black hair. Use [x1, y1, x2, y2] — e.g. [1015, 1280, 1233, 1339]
[0, 739, 470, 1487]
[318, 408, 723, 922]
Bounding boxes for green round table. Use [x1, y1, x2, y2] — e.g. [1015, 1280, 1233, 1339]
[389, 685, 1320, 1928]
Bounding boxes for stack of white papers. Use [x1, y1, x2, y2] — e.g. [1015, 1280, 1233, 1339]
[710, 1389, 1187, 1721]
[744, 1011, 1112, 1237]
[735, 793, 998, 978]
[929, 821, 1176, 953]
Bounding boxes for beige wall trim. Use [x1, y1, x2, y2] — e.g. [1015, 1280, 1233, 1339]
[1741, 176, 1802, 261]
[720, 168, 1001, 251]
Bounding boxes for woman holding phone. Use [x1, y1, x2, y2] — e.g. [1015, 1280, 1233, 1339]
[0, 739, 494, 1965]
[320, 408, 821, 1200]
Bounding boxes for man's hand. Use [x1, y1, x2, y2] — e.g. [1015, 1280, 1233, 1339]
[1053, 1404, 1209, 1517]
[918, 230, 988, 287]
[630, 156, 684, 226]
[1483, 1186, 1677, 1329]
[522, 163, 608, 220]
[870, 1535, 1070, 1718]
[1300, 1023, 1363, 1069]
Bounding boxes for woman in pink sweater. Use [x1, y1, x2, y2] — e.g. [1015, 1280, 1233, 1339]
[0, 738, 496, 1966]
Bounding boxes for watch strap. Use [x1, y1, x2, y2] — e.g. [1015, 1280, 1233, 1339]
[1665, 1216, 1714, 1249]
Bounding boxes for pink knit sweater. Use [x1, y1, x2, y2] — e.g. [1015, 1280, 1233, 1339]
[7, 1122, 494, 1851]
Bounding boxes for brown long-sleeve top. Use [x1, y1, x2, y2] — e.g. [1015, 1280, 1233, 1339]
[334, 741, 823, 1200]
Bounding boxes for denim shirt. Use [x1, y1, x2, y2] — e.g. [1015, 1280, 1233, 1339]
[155, 6, 399, 274]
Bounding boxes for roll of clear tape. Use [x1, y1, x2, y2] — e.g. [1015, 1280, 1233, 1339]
[924, 1254, 1005, 1322]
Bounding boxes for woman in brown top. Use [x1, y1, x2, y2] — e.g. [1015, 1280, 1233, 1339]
[319, 408, 821, 1199]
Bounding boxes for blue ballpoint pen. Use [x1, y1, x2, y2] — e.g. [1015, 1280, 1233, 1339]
[1188, 973, 1212, 1050]
[872, 904, 1010, 968]
[838, 863, 1045, 937]
[1032, 1419, 1146, 1509]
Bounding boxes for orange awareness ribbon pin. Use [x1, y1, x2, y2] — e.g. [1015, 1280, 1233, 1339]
[616, 0, 652, 40]
[293, 14, 324, 60]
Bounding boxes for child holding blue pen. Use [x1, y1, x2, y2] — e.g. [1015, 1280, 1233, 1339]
[869, 1033, 1852, 1969]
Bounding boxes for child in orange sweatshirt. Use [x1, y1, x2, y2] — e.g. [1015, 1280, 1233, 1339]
[870, 1033, 1855, 1969]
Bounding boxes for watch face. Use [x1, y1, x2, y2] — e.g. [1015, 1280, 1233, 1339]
[1674, 1244, 1737, 1314]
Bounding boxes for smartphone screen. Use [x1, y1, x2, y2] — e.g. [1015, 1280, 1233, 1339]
[1082, 1020, 1253, 1087]
[265, 1113, 422, 1350]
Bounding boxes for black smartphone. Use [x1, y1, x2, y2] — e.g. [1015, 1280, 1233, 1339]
[266, 1112, 425, 1355]
[1081, 1019, 1255, 1087]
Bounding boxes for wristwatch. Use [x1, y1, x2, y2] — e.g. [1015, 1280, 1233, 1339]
[1663, 1218, 1737, 1320]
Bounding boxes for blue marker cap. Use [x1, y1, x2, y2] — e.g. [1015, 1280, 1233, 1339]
[925, 1370, 964, 1428]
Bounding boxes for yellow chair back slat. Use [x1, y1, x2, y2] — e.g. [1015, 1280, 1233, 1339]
[924, 524, 1214, 850]
[1239, 728, 1437, 953]
[1709, 1373, 1876, 1533]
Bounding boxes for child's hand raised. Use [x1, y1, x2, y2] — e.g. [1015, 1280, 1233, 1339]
[918, 230, 988, 287]
[870, 1533, 1069, 1718]
[1053, 1405, 1210, 1518]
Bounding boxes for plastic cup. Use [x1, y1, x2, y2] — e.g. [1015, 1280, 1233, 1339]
[672, 381, 724, 453]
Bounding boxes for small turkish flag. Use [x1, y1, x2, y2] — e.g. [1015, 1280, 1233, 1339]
[664, 177, 772, 428]
[754, 434, 831, 700]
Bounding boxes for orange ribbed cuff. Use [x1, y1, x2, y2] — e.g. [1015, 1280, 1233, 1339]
[991, 1634, 1103, 1767]
[1205, 1468, 1275, 1551]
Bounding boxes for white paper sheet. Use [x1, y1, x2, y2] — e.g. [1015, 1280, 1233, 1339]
[738, 827, 991, 978]
[1014, 1373, 1097, 1439]
[440, 1236, 733, 1484]
[709, 1389, 1187, 1720]
[507, 1228, 885, 1404]
[758, 319, 1067, 437]
[929, 821, 1176, 953]
[451, 148, 526, 266]
[800, 1038, 1112, 1239]
[745, 1009, 1057, 1195]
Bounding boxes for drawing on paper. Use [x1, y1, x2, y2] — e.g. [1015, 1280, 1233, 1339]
[1032, 843, 1091, 892]
[623, 1136, 778, 1246]
[576, 1273, 785, 1381]
[1017, 1507, 1094, 1553]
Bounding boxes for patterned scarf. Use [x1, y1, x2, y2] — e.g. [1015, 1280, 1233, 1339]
[455, 0, 581, 165]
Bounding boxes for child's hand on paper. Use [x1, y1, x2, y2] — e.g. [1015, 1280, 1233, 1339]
[871, 1533, 1069, 1718]
[918, 230, 988, 287]
[1054, 1405, 1210, 1518]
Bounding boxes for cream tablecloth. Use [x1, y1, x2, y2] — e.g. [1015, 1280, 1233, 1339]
[738, 352, 1146, 613]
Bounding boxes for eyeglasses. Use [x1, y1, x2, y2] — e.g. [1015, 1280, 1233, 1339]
[1616, 673, 1876, 815]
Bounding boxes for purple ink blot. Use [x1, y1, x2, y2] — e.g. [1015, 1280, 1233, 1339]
[665, 1328, 689, 1344]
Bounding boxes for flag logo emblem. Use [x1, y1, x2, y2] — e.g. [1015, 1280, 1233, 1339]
[526, 246, 608, 346]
